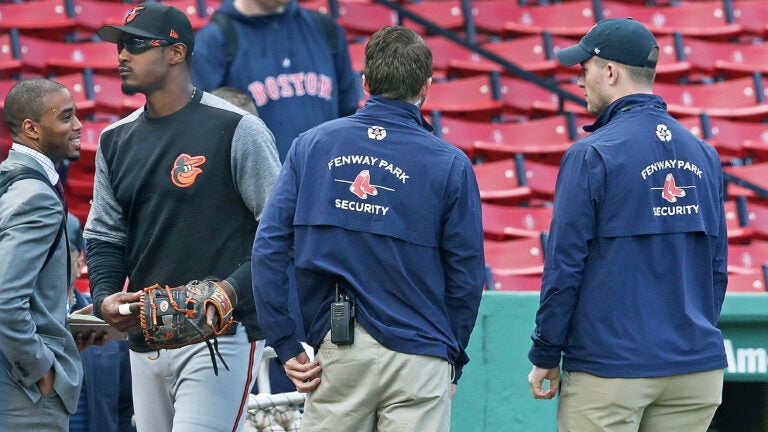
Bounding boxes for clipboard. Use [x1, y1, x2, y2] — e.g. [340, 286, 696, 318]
[69, 313, 127, 341]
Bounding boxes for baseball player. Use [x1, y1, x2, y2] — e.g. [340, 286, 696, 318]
[83, 3, 280, 431]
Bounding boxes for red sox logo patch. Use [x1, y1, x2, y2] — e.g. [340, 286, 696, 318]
[661, 173, 686, 203]
[159, 300, 169, 313]
[171, 153, 206, 188]
[350, 170, 378, 199]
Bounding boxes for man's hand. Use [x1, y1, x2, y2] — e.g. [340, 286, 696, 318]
[37, 368, 55, 397]
[206, 280, 237, 332]
[71, 304, 108, 351]
[528, 365, 560, 399]
[451, 383, 457, 399]
[283, 351, 322, 393]
[100, 291, 142, 332]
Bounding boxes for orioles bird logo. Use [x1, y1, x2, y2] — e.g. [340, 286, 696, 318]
[171, 153, 206, 188]
[125, 6, 145, 23]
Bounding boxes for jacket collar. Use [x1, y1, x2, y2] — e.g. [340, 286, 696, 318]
[584, 93, 667, 133]
[361, 96, 434, 133]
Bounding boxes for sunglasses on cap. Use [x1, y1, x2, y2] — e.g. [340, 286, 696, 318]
[117, 37, 172, 55]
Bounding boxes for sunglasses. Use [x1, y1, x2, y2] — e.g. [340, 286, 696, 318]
[117, 37, 172, 55]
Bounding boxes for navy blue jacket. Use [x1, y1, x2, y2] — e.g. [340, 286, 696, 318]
[252, 96, 485, 381]
[191, 0, 360, 161]
[529, 94, 728, 377]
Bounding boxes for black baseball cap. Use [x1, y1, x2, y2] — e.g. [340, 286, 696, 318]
[97, 2, 194, 54]
[557, 18, 658, 68]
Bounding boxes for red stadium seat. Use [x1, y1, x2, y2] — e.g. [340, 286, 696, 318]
[66, 169, 94, 199]
[745, 201, 768, 241]
[708, 117, 768, 162]
[164, 0, 217, 30]
[0, 77, 17, 112]
[472, 0, 597, 38]
[434, 115, 492, 159]
[481, 202, 553, 240]
[68, 119, 111, 173]
[649, 35, 693, 84]
[484, 237, 546, 277]
[336, 0, 399, 38]
[0, 0, 76, 40]
[498, 76, 587, 118]
[519, 158, 560, 201]
[346, 38, 366, 73]
[72, 0, 133, 35]
[52, 72, 97, 116]
[600, 1, 741, 41]
[680, 37, 768, 80]
[725, 199, 754, 243]
[16, 35, 117, 76]
[653, 77, 768, 122]
[423, 36, 475, 79]
[297, 0, 331, 13]
[678, 116, 744, 163]
[444, 35, 574, 79]
[742, 135, 768, 164]
[502, 1, 598, 39]
[472, 114, 587, 164]
[727, 270, 766, 293]
[723, 162, 768, 201]
[728, 241, 768, 275]
[403, 0, 466, 35]
[0, 33, 22, 79]
[472, 158, 533, 205]
[91, 73, 145, 117]
[489, 273, 543, 292]
[731, 0, 768, 40]
[421, 74, 503, 121]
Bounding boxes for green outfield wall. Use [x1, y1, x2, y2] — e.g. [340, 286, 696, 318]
[450, 291, 768, 432]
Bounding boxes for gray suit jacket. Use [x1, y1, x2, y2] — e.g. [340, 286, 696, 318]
[0, 150, 83, 414]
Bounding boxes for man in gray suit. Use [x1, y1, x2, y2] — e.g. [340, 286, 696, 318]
[0, 78, 84, 431]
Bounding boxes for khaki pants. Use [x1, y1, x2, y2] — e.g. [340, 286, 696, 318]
[302, 324, 453, 432]
[558, 369, 724, 432]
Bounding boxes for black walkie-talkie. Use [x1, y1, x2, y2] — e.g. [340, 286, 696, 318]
[330, 283, 355, 345]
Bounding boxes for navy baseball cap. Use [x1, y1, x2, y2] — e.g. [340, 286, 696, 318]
[97, 2, 194, 54]
[557, 18, 658, 68]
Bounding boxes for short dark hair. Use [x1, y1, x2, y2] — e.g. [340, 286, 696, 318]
[3, 78, 67, 137]
[211, 86, 258, 117]
[363, 26, 432, 101]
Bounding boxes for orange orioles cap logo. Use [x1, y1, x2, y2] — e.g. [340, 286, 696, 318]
[125, 6, 145, 23]
[171, 153, 206, 188]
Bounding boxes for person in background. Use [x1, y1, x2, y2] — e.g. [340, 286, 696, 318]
[67, 213, 136, 432]
[527, 18, 727, 432]
[252, 26, 485, 432]
[0, 77, 84, 431]
[192, 0, 360, 161]
[194, 0, 360, 398]
[212, 86, 260, 117]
